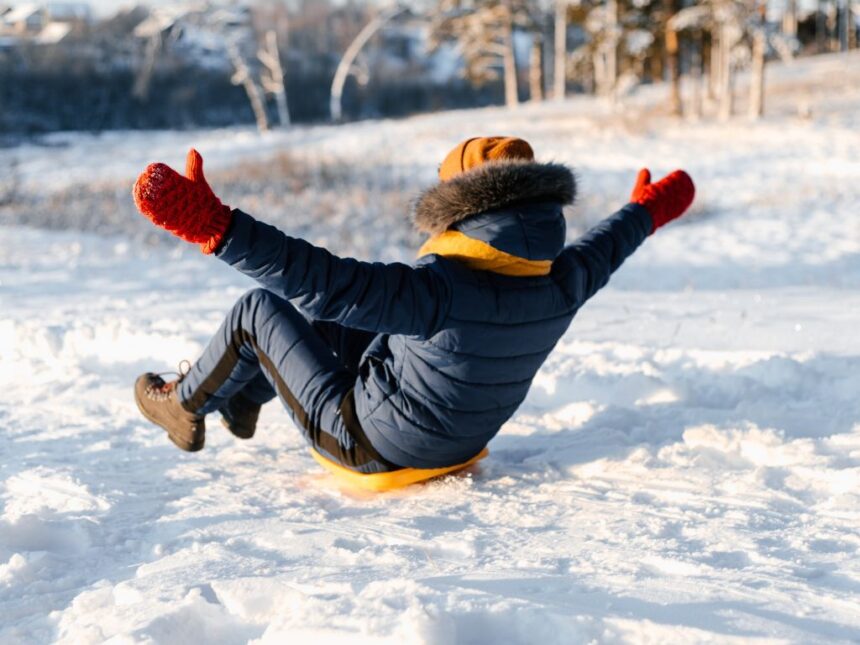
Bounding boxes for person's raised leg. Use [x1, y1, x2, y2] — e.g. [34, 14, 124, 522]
[138, 288, 396, 472]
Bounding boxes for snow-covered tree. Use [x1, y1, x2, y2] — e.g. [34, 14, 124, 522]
[561, 0, 658, 102]
[669, 0, 793, 121]
[430, 0, 541, 108]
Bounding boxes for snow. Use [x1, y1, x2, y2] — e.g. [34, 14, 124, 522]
[2, 51, 860, 643]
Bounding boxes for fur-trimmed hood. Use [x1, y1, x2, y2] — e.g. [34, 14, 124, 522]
[413, 160, 576, 235]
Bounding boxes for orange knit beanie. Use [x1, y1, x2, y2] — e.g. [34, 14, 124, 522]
[438, 136, 535, 181]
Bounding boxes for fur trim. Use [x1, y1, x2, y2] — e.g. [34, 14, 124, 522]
[413, 160, 576, 235]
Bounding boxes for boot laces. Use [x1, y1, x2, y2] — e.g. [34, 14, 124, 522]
[151, 361, 192, 396]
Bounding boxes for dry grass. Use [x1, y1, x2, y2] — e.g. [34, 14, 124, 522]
[0, 151, 427, 259]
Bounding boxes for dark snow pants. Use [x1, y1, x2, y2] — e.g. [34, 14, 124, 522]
[177, 288, 399, 473]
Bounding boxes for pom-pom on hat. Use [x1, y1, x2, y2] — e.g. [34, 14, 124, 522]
[438, 136, 535, 182]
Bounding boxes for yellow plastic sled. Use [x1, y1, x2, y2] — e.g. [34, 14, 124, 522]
[310, 447, 489, 493]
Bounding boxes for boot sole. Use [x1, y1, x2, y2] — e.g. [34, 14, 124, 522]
[220, 416, 255, 440]
[135, 391, 205, 453]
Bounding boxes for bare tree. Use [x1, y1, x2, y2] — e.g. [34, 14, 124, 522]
[259, 30, 290, 127]
[209, 6, 273, 133]
[500, 4, 518, 106]
[524, 3, 551, 103]
[588, 0, 620, 100]
[748, 1, 767, 119]
[229, 42, 269, 132]
[840, 0, 853, 50]
[553, 0, 567, 100]
[782, 0, 798, 38]
[689, 29, 705, 120]
[665, 0, 682, 116]
[529, 36, 545, 101]
[851, 1, 858, 49]
[132, 31, 162, 100]
[330, 5, 406, 122]
[131, 11, 183, 101]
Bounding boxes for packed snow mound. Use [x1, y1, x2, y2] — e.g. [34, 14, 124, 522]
[1, 52, 860, 643]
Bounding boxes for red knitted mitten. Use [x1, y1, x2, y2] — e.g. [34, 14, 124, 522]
[133, 149, 233, 254]
[630, 168, 696, 233]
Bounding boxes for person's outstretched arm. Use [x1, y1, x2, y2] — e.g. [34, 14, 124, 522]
[132, 149, 449, 338]
[553, 168, 695, 307]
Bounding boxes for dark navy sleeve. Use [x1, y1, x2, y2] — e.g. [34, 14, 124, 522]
[215, 210, 450, 337]
[552, 203, 652, 306]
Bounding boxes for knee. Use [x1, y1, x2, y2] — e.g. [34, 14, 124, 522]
[233, 288, 279, 320]
[238, 288, 275, 306]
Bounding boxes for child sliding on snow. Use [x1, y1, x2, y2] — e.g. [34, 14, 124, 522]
[133, 137, 694, 481]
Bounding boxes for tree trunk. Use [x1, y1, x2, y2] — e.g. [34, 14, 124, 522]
[229, 45, 269, 132]
[243, 78, 269, 132]
[651, 33, 665, 83]
[817, 0, 828, 52]
[529, 37, 545, 102]
[502, 13, 519, 108]
[593, 0, 619, 99]
[690, 31, 703, 120]
[593, 50, 606, 96]
[260, 30, 290, 127]
[665, 19, 682, 116]
[330, 7, 405, 122]
[133, 33, 161, 100]
[828, 1, 839, 51]
[606, 0, 618, 102]
[708, 28, 719, 101]
[553, 0, 567, 100]
[717, 22, 733, 121]
[783, 0, 798, 37]
[242, 77, 269, 133]
[851, 1, 858, 49]
[749, 28, 766, 119]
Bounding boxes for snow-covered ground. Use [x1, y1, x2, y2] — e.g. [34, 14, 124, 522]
[1, 52, 859, 643]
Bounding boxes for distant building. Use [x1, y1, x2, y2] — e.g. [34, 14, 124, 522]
[4, 4, 46, 34]
[0, 1, 91, 44]
[132, 5, 253, 71]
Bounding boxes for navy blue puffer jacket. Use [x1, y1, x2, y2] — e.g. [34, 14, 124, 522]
[216, 160, 653, 468]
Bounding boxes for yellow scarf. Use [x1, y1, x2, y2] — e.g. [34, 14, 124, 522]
[418, 230, 551, 277]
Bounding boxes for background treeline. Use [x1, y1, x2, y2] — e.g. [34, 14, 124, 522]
[0, 64, 496, 133]
[0, 0, 856, 136]
[0, 1, 499, 136]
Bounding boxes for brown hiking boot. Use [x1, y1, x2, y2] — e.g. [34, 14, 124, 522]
[134, 373, 205, 452]
[219, 391, 261, 440]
